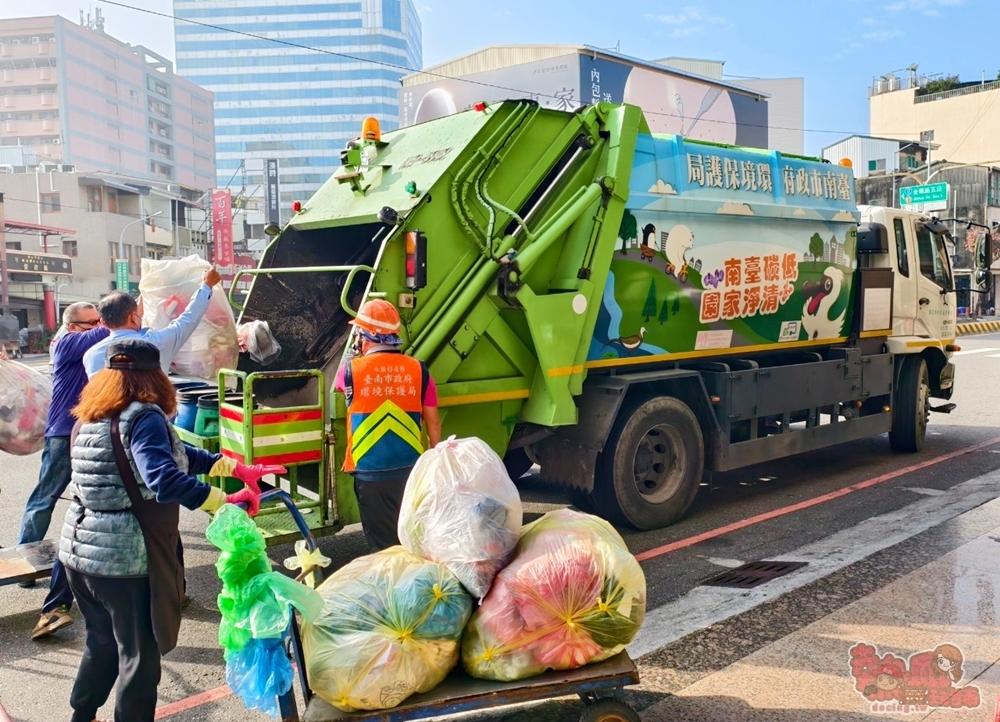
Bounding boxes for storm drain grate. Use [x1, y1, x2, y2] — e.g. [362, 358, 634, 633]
[700, 560, 808, 589]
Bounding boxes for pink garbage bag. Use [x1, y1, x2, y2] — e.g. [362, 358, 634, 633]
[462, 508, 645, 682]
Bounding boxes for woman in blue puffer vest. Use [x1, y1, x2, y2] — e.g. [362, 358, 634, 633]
[58, 338, 283, 722]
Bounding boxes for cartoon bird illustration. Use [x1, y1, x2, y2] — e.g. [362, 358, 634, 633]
[663, 224, 695, 282]
[603, 328, 647, 355]
[640, 224, 656, 262]
[801, 267, 846, 340]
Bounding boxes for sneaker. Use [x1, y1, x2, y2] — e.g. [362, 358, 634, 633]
[17, 579, 36, 589]
[31, 606, 73, 640]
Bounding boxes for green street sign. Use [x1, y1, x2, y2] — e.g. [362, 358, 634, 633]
[900, 182, 949, 211]
[115, 259, 130, 291]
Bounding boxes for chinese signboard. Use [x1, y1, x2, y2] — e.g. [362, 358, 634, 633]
[899, 182, 949, 213]
[7, 251, 73, 276]
[699, 252, 799, 323]
[683, 150, 854, 203]
[264, 159, 280, 226]
[114, 259, 129, 291]
[219, 254, 258, 294]
[212, 189, 234, 267]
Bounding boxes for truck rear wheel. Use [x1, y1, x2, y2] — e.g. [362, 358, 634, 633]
[595, 396, 704, 530]
[890, 356, 930, 453]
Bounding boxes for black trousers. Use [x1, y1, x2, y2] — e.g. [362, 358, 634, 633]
[353, 469, 411, 552]
[66, 569, 160, 722]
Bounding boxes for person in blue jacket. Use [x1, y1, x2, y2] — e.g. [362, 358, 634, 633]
[16, 302, 108, 639]
[60, 339, 281, 722]
[82, 267, 221, 379]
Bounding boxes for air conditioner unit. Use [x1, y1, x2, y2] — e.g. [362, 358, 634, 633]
[39, 162, 56, 172]
[31, 37, 40, 44]
[11, 39, 21, 45]
[58, 163, 75, 172]
[12, 165, 26, 173]
[0, 164, 12, 174]
[52, 137, 61, 144]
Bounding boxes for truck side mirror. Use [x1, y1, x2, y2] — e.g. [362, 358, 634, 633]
[857, 223, 888, 254]
[976, 269, 991, 289]
[976, 232, 993, 271]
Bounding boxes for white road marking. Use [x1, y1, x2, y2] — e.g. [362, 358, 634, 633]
[628, 469, 1000, 659]
[986, 354, 1000, 359]
[901, 487, 947, 496]
[953, 347, 1000, 356]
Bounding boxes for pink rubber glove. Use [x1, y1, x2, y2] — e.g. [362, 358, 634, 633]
[226, 487, 261, 517]
[233, 463, 287, 492]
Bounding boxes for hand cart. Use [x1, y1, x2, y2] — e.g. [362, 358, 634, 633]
[255, 490, 642, 722]
[0, 540, 56, 588]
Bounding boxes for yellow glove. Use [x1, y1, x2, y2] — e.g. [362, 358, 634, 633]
[209, 456, 239, 479]
[199, 486, 227, 513]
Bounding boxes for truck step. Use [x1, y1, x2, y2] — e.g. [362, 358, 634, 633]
[930, 403, 957, 414]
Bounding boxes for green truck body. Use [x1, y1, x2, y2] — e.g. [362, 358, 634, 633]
[234, 101, 979, 531]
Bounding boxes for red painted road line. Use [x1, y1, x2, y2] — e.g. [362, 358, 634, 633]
[635, 435, 1000, 563]
[155, 685, 232, 719]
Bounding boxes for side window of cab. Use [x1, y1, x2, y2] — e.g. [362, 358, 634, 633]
[893, 218, 910, 277]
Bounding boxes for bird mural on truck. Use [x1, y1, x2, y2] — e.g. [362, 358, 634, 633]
[801, 267, 846, 340]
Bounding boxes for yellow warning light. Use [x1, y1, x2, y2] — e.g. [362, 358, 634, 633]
[362, 117, 381, 142]
[839, 158, 853, 168]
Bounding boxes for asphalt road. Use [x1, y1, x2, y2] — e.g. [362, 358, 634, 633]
[3, 338, 1000, 721]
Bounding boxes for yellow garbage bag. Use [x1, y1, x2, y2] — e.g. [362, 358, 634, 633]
[301, 547, 472, 712]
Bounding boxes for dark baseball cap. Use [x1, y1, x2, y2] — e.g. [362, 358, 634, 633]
[105, 338, 161, 371]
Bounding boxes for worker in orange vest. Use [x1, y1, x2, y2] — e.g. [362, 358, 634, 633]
[334, 299, 442, 551]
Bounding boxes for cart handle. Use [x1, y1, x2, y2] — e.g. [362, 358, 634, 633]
[235, 488, 319, 553]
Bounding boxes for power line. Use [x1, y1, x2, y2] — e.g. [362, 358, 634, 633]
[100, 0, 899, 139]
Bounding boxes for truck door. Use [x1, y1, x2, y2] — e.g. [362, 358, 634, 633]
[891, 216, 916, 336]
[913, 221, 955, 339]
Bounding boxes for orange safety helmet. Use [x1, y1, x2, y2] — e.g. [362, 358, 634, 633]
[351, 299, 401, 335]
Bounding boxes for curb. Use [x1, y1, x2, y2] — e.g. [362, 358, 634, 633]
[957, 320, 1000, 336]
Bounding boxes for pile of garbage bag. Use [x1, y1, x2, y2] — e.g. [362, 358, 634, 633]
[462, 508, 646, 682]
[398, 436, 522, 599]
[0, 358, 52, 455]
[139, 255, 239, 380]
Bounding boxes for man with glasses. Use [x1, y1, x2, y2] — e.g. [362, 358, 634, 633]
[18, 302, 108, 639]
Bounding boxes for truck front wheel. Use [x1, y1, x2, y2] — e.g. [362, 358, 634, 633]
[595, 396, 704, 530]
[890, 356, 930, 453]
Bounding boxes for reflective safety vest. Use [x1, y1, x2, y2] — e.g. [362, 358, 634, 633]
[343, 352, 425, 474]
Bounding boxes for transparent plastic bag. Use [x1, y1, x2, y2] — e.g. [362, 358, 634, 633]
[292, 547, 472, 712]
[0, 359, 52, 455]
[139, 255, 238, 380]
[462, 508, 646, 682]
[398, 436, 522, 599]
[237, 320, 282, 366]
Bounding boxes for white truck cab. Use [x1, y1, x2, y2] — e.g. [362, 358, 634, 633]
[858, 205, 992, 449]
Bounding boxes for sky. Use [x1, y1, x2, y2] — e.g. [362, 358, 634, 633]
[22, 0, 999, 154]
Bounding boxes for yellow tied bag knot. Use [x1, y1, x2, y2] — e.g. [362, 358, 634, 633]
[283, 540, 332, 588]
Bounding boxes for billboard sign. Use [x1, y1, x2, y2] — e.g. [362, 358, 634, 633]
[264, 159, 280, 226]
[212, 189, 234, 267]
[401, 52, 768, 149]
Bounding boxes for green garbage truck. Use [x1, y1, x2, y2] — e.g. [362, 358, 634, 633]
[224, 100, 990, 535]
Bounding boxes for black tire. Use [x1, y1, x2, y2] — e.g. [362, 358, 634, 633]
[594, 395, 704, 530]
[502, 447, 534, 482]
[890, 356, 930, 453]
[579, 699, 641, 722]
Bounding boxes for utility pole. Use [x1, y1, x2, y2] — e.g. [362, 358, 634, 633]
[921, 129, 935, 181]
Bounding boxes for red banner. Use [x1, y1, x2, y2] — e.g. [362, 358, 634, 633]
[212, 189, 233, 267]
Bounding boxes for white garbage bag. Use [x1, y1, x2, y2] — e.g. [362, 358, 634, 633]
[139, 255, 238, 380]
[398, 436, 523, 599]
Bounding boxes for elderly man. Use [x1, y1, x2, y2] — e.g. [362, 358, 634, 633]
[83, 267, 220, 379]
[18, 302, 108, 639]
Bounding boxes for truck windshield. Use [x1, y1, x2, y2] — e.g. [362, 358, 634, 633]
[915, 224, 953, 291]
